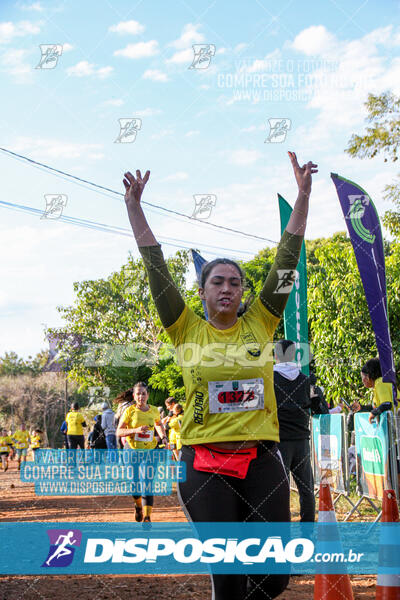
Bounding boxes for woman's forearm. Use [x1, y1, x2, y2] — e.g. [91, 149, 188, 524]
[127, 204, 158, 247]
[285, 191, 310, 236]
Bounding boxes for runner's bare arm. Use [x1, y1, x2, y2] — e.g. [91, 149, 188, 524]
[260, 152, 317, 317]
[123, 170, 185, 328]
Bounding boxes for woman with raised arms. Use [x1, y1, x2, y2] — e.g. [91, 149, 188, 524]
[123, 152, 317, 600]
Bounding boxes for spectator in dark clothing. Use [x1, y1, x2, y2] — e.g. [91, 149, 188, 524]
[309, 373, 329, 415]
[60, 420, 69, 449]
[88, 416, 107, 449]
[274, 340, 315, 522]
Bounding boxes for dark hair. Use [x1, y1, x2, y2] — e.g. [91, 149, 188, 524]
[114, 388, 133, 404]
[133, 381, 148, 391]
[174, 403, 183, 414]
[361, 359, 382, 381]
[165, 396, 176, 406]
[309, 373, 317, 386]
[200, 258, 244, 288]
[72, 402, 79, 410]
[274, 340, 296, 363]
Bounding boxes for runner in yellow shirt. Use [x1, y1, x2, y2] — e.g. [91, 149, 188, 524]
[65, 403, 87, 449]
[30, 429, 44, 457]
[117, 381, 168, 523]
[122, 151, 317, 598]
[168, 404, 184, 460]
[0, 429, 13, 472]
[13, 423, 30, 471]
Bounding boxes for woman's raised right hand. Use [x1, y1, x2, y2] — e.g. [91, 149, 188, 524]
[123, 170, 150, 210]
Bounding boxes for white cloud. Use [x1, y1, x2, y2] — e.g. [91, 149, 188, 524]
[66, 60, 113, 78]
[62, 42, 73, 52]
[20, 2, 43, 11]
[169, 23, 204, 49]
[0, 20, 41, 44]
[151, 129, 174, 140]
[216, 47, 227, 55]
[291, 25, 336, 56]
[166, 48, 193, 64]
[135, 107, 162, 117]
[162, 172, 189, 182]
[11, 136, 105, 160]
[103, 98, 124, 106]
[114, 40, 159, 59]
[234, 43, 248, 54]
[109, 20, 145, 35]
[143, 69, 169, 82]
[0, 48, 31, 82]
[185, 130, 199, 137]
[229, 149, 262, 166]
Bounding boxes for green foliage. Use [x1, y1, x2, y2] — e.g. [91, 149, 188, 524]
[49, 250, 192, 404]
[0, 351, 48, 377]
[346, 91, 400, 238]
[307, 232, 400, 403]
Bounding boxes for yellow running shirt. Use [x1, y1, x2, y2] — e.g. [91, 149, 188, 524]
[168, 416, 183, 449]
[166, 297, 280, 445]
[121, 405, 160, 450]
[0, 436, 13, 453]
[31, 434, 43, 449]
[373, 378, 399, 411]
[65, 411, 85, 435]
[13, 430, 30, 449]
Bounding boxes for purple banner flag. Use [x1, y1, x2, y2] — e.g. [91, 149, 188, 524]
[331, 173, 397, 404]
[191, 249, 208, 320]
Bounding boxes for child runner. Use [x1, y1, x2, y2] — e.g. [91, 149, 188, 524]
[0, 429, 13, 472]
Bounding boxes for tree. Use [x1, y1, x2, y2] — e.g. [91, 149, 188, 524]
[0, 351, 48, 377]
[0, 373, 84, 447]
[346, 92, 400, 238]
[49, 250, 192, 403]
[307, 233, 400, 403]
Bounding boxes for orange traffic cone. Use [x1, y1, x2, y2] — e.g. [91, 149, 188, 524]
[314, 483, 354, 600]
[376, 489, 400, 600]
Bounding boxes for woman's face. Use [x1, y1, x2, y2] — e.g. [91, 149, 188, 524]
[133, 385, 149, 408]
[199, 263, 243, 320]
[361, 371, 374, 388]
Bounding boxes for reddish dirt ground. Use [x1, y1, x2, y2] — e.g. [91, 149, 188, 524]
[0, 461, 376, 599]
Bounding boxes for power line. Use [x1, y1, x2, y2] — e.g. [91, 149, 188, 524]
[0, 146, 278, 244]
[0, 199, 256, 257]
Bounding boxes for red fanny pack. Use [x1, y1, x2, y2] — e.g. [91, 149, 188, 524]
[192, 444, 257, 479]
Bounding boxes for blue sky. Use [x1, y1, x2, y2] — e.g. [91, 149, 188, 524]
[1, 0, 400, 357]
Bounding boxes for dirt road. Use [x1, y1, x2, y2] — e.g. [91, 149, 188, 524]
[0, 463, 376, 599]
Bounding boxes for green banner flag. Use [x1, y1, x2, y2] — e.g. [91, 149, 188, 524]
[278, 194, 309, 375]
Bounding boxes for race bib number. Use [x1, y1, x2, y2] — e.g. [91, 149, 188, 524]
[208, 378, 264, 414]
[0, 446, 8, 452]
[134, 429, 154, 442]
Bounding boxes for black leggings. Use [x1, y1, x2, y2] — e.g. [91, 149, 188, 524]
[178, 443, 290, 600]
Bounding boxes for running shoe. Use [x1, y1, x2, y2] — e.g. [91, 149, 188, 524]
[135, 505, 143, 522]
